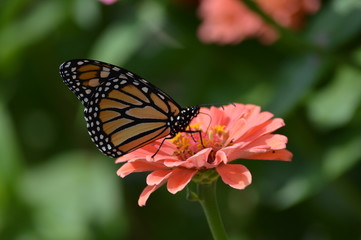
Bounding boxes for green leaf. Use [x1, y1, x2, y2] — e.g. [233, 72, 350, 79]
[271, 173, 322, 210]
[89, 22, 144, 64]
[0, 102, 23, 232]
[322, 136, 361, 180]
[272, 135, 361, 209]
[0, 102, 23, 182]
[332, 0, 361, 14]
[267, 53, 326, 116]
[0, 1, 64, 65]
[307, 49, 361, 129]
[90, 0, 166, 64]
[306, 3, 361, 49]
[73, 0, 101, 29]
[17, 151, 126, 240]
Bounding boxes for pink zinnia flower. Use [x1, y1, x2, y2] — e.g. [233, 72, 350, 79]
[198, 0, 321, 44]
[116, 103, 292, 206]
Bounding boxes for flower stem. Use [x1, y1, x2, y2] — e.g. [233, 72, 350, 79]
[198, 182, 228, 240]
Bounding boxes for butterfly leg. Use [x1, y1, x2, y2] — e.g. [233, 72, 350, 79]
[152, 130, 205, 159]
[185, 130, 205, 148]
[151, 136, 173, 158]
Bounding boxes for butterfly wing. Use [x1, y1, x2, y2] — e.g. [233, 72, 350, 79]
[59, 59, 183, 157]
[60, 59, 116, 105]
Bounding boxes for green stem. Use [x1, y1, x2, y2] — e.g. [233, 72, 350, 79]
[198, 182, 228, 240]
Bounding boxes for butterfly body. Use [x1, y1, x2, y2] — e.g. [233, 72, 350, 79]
[60, 59, 199, 158]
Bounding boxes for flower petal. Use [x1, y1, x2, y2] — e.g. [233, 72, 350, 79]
[167, 168, 198, 194]
[117, 161, 165, 178]
[226, 117, 247, 144]
[244, 106, 273, 128]
[115, 153, 146, 163]
[215, 149, 230, 164]
[237, 118, 285, 144]
[244, 134, 288, 150]
[138, 185, 157, 206]
[138, 181, 166, 207]
[219, 141, 292, 162]
[149, 140, 178, 157]
[139, 171, 171, 206]
[223, 103, 247, 117]
[209, 106, 231, 126]
[182, 148, 213, 168]
[216, 164, 252, 189]
[249, 149, 293, 161]
[222, 134, 289, 161]
[191, 107, 212, 130]
[217, 143, 248, 162]
[198, 0, 320, 45]
[146, 170, 173, 185]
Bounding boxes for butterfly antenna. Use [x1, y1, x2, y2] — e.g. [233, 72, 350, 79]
[198, 111, 213, 134]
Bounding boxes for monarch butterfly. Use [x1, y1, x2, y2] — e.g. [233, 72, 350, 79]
[59, 59, 200, 158]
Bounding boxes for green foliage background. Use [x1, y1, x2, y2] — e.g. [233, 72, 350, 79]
[1, 0, 361, 239]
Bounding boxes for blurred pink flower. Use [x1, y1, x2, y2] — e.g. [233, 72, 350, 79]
[98, 0, 118, 5]
[198, 0, 320, 44]
[116, 103, 292, 206]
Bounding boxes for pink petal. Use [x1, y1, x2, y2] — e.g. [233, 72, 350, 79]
[115, 154, 145, 163]
[139, 171, 170, 206]
[223, 103, 246, 117]
[216, 164, 252, 189]
[167, 168, 198, 194]
[209, 106, 231, 126]
[226, 117, 247, 144]
[217, 143, 248, 162]
[245, 108, 273, 128]
[138, 185, 157, 206]
[226, 104, 263, 126]
[117, 161, 165, 178]
[160, 158, 183, 167]
[115, 148, 154, 163]
[244, 134, 288, 150]
[149, 140, 177, 157]
[115, 140, 179, 164]
[222, 134, 289, 162]
[219, 141, 291, 162]
[192, 107, 212, 131]
[249, 149, 293, 161]
[238, 118, 285, 144]
[146, 170, 172, 185]
[182, 148, 213, 168]
[215, 149, 230, 164]
[225, 104, 275, 144]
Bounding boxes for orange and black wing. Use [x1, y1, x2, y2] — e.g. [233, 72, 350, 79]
[59, 59, 187, 158]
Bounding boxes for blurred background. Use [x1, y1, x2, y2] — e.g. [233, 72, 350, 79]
[1, 0, 361, 239]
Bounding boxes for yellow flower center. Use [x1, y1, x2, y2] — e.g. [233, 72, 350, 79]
[172, 123, 230, 162]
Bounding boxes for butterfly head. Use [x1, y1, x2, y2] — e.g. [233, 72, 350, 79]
[169, 106, 200, 137]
